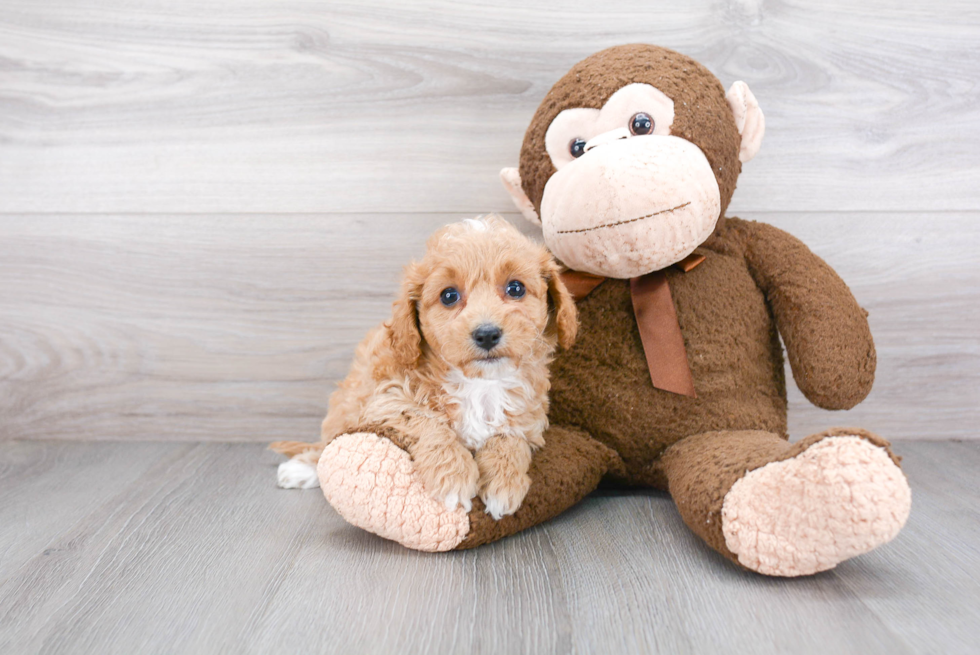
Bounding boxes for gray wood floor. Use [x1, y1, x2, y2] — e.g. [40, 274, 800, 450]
[0, 439, 976, 655]
[1, 0, 978, 444]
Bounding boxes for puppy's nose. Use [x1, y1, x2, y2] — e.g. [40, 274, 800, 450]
[472, 324, 503, 351]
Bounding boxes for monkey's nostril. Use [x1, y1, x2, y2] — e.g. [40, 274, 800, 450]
[472, 324, 503, 351]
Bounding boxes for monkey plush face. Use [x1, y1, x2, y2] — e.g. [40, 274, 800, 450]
[501, 44, 764, 278]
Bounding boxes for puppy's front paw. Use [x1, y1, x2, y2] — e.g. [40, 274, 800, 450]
[413, 442, 479, 513]
[480, 470, 531, 520]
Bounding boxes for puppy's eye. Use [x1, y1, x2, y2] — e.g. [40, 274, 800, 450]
[629, 112, 654, 135]
[569, 138, 587, 158]
[440, 287, 460, 307]
[505, 280, 526, 299]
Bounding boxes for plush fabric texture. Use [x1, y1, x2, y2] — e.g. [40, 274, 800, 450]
[317, 426, 621, 551]
[500, 166, 541, 225]
[725, 81, 764, 163]
[458, 425, 623, 549]
[547, 217, 876, 485]
[543, 83, 676, 169]
[541, 134, 722, 277]
[518, 44, 743, 236]
[444, 217, 894, 566]
[318, 432, 470, 552]
[314, 219, 904, 569]
[315, 225, 898, 563]
[721, 434, 911, 576]
[313, 44, 909, 575]
[731, 219, 876, 409]
[659, 427, 903, 568]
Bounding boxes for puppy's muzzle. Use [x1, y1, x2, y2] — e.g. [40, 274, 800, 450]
[472, 324, 503, 351]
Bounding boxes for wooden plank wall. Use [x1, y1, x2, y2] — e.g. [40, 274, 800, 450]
[1, 0, 978, 442]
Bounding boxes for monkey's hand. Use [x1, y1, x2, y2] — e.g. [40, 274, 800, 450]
[735, 218, 876, 410]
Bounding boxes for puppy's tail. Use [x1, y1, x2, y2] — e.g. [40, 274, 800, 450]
[268, 440, 325, 459]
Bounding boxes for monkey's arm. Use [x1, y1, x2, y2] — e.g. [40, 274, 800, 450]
[731, 218, 875, 410]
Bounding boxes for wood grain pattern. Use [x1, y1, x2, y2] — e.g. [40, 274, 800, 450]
[1, 1, 977, 442]
[0, 0, 978, 214]
[0, 440, 976, 654]
[1, 212, 976, 442]
[0, 440, 182, 573]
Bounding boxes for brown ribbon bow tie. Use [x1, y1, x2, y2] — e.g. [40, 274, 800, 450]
[560, 252, 705, 398]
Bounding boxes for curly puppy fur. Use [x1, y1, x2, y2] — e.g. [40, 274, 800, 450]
[271, 216, 577, 519]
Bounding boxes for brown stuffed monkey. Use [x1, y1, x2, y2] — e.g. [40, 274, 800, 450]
[315, 44, 911, 576]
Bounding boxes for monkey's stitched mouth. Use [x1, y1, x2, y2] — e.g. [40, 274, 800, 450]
[555, 201, 691, 235]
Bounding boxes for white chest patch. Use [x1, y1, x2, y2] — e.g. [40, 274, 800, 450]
[443, 363, 530, 450]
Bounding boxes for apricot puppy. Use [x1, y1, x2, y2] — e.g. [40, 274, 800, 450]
[272, 216, 577, 519]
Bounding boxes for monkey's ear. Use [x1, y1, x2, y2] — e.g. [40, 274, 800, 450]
[500, 167, 541, 226]
[726, 81, 765, 164]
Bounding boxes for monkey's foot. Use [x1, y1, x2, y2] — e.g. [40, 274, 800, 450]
[721, 435, 911, 576]
[317, 433, 470, 552]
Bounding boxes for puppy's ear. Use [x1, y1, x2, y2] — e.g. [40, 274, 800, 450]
[387, 261, 425, 368]
[542, 256, 578, 350]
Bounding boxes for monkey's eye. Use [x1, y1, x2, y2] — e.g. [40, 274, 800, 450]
[440, 288, 460, 307]
[505, 280, 526, 299]
[569, 138, 587, 158]
[629, 112, 654, 136]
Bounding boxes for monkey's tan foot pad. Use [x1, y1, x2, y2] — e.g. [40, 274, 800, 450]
[317, 432, 470, 552]
[721, 436, 911, 577]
